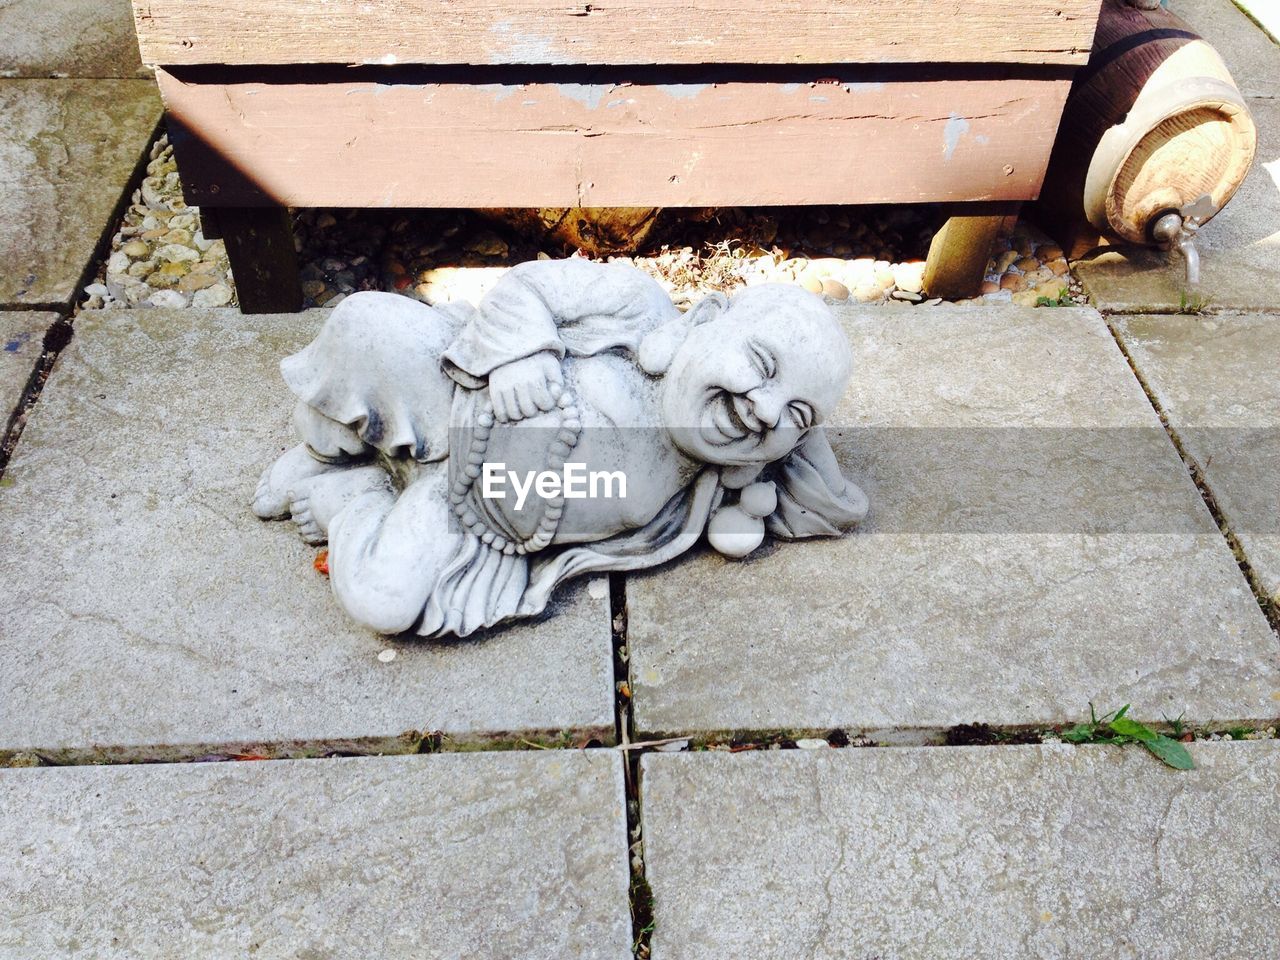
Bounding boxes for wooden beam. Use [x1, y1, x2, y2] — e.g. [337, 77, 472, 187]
[216, 207, 303, 314]
[158, 71, 1071, 208]
[132, 0, 1102, 67]
[923, 208, 1019, 299]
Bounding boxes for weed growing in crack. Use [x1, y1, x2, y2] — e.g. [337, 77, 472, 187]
[1059, 704, 1194, 770]
[1178, 289, 1213, 314]
[630, 870, 655, 959]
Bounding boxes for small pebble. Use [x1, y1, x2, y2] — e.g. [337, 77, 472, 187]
[377, 648, 397, 663]
[892, 261, 925, 294]
[148, 262, 187, 288]
[155, 243, 200, 263]
[179, 272, 218, 293]
[147, 289, 188, 308]
[192, 283, 233, 308]
[821, 278, 849, 301]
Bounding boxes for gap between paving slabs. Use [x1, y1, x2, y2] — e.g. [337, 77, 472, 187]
[0, 123, 162, 477]
[1105, 320, 1280, 629]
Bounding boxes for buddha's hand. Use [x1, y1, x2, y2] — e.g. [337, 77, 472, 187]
[488, 351, 564, 422]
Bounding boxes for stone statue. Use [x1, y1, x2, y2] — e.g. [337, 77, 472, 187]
[253, 259, 867, 637]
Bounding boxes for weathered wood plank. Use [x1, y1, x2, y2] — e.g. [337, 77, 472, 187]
[158, 71, 1071, 208]
[133, 0, 1102, 67]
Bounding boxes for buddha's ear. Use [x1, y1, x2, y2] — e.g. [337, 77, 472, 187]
[638, 292, 728, 376]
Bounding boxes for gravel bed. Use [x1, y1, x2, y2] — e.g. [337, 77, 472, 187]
[87, 136, 1085, 313]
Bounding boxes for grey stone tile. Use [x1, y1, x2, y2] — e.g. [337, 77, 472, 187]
[641, 740, 1280, 960]
[2, 750, 631, 959]
[0, 309, 615, 760]
[1074, 98, 1280, 313]
[0, 80, 160, 308]
[0, 0, 147, 78]
[1169, 0, 1280, 99]
[0, 312, 56, 424]
[1113, 312, 1280, 604]
[627, 306, 1279, 738]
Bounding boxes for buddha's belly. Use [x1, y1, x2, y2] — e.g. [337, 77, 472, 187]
[477, 358, 700, 545]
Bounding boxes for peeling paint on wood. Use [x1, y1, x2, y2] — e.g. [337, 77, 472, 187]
[133, 0, 1102, 67]
[157, 71, 1070, 208]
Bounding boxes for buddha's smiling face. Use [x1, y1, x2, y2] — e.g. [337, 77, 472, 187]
[662, 285, 852, 467]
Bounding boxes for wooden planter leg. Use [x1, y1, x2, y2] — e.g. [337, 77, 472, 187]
[922, 206, 1018, 300]
[216, 207, 303, 314]
[197, 207, 223, 241]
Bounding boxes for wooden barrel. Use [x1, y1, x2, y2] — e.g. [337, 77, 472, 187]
[1037, 0, 1256, 254]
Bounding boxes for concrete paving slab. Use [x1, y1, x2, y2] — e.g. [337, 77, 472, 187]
[1169, 0, 1280, 99]
[627, 306, 1280, 738]
[1113, 312, 1280, 605]
[0, 0, 147, 78]
[0, 80, 159, 309]
[1, 750, 631, 959]
[1073, 98, 1280, 313]
[0, 309, 616, 761]
[0, 312, 56, 424]
[641, 740, 1280, 960]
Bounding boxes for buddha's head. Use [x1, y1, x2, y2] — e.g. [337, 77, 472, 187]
[659, 284, 852, 467]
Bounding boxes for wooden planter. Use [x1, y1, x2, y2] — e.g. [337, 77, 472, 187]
[132, 0, 1104, 313]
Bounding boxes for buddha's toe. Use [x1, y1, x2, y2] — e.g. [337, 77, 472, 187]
[253, 443, 335, 520]
[253, 465, 292, 520]
[289, 495, 328, 546]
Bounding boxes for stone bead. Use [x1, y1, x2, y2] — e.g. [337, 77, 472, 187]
[738, 482, 778, 520]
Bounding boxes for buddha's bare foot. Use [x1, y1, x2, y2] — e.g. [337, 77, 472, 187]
[290, 466, 391, 545]
[253, 444, 344, 520]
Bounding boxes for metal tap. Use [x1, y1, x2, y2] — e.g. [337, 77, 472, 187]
[1151, 194, 1216, 288]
